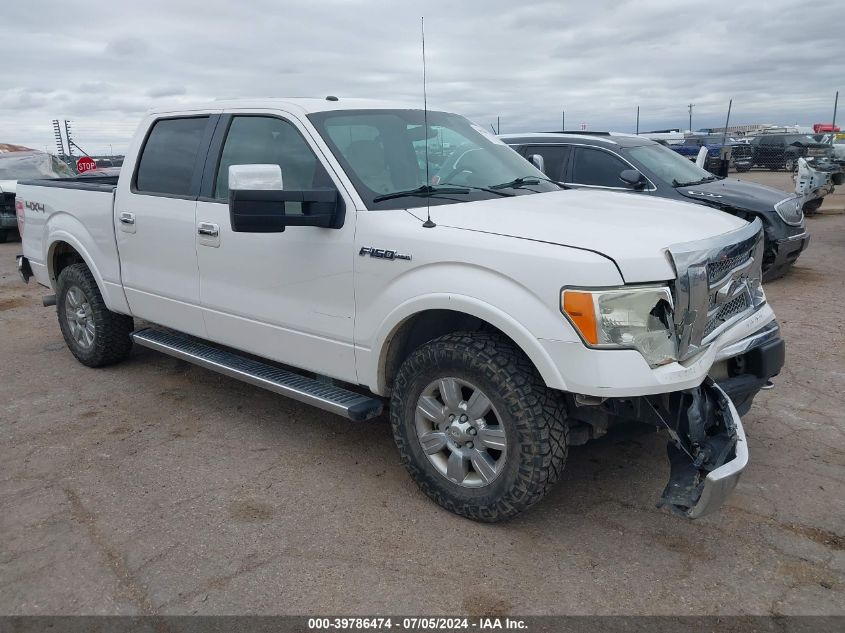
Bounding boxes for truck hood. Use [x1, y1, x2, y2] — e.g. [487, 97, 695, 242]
[0, 180, 16, 194]
[420, 189, 748, 283]
[678, 177, 790, 213]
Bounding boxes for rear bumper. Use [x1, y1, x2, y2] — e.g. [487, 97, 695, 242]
[1, 213, 18, 230]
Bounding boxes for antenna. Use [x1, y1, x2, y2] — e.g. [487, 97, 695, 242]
[421, 17, 436, 228]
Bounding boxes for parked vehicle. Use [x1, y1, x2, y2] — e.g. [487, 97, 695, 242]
[0, 147, 73, 242]
[832, 137, 845, 164]
[748, 133, 834, 171]
[501, 132, 809, 280]
[671, 135, 753, 172]
[16, 98, 785, 522]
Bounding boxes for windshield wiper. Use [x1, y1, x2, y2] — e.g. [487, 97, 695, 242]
[489, 175, 566, 191]
[438, 182, 515, 197]
[672, 175, 718, 187]
[373, 184, 471, 203]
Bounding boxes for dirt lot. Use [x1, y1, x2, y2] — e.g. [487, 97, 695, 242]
[1, 215, 844, 616]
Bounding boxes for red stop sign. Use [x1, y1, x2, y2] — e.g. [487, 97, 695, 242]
[76, 156, 97, 173]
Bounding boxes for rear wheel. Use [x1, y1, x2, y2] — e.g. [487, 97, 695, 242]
[784, 156, 797, 172]
[390, 331, 568, 522]
[56, 263, 134, 367]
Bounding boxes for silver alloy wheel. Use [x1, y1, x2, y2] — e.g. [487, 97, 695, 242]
[414, 377, 508, 488]
[65, 286, 95, 350]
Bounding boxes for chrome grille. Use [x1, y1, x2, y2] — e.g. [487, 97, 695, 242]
[704, 293, 750, 338]
[668, 219, 765, 360]
[707, 250, 752, 283]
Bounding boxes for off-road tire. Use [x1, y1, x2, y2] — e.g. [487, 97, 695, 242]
[390, 331, 568, 522]
[56, 263, 134, 367]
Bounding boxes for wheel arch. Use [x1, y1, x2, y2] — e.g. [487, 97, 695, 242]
[370, 297, 568, 397]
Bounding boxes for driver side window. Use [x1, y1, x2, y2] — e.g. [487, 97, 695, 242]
[214, 116, 331, 214]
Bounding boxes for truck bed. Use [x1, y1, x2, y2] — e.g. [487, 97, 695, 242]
[18, 175, 126, 312]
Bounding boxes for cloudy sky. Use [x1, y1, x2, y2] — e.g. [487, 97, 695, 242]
[2, 0, 841, 154]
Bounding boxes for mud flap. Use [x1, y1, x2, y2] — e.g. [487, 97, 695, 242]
[655, 379, 744, 518]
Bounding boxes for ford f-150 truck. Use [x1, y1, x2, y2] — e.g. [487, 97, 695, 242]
[16, 98, 785, 522]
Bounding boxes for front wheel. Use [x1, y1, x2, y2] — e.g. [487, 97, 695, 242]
[784, 156, 797, 172]
[56, 263, 134, 367]
[390, 332, 568, 522]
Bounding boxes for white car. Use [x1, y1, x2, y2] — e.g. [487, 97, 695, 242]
[0, 147, 73, 242]
[16, 98, 785, 522]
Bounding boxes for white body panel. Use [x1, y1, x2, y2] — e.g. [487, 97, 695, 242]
[18, 98, 775, 402]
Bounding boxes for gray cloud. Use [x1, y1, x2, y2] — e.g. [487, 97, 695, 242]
[147, 85, 188, 98]
[1, 0, 841, 154]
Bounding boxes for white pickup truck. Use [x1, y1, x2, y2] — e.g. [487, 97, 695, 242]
[16, 98, 785, 522]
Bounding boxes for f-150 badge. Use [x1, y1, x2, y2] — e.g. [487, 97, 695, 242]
[359, 247, 412, 261]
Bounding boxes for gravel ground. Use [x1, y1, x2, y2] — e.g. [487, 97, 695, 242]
[1, 216, 843, 616]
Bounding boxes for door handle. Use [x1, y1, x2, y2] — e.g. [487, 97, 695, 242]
[197, 222, 219, 237]
[119, 212, 135, 225]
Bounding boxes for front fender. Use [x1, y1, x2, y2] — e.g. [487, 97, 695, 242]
[366, 293, 573, 396]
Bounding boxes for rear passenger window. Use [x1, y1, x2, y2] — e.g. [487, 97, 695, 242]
[135, 117, 208, 196]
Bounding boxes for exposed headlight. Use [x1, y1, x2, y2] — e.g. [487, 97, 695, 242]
[561, 286, 677, 367]
[774, 196, 804, 225]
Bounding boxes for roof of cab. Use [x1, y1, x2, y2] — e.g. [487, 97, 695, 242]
[147, 97, 427, 117]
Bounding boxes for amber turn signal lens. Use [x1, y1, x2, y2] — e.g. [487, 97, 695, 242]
[562, 291, 598, 345]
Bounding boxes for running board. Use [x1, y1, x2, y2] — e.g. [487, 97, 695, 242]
[131, 328, 383, 421]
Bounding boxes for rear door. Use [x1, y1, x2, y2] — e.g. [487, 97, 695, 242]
[114, 114, 219, 336]
[193, 111, 358, 382]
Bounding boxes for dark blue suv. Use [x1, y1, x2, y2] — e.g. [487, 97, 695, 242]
[501, 132, 809, 281]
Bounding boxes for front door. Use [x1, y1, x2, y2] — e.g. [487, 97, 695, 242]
[194, 112, 358, 382]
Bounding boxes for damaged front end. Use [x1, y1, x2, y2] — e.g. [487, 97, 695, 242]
[650, 378, 747, 518]
[569, 378, 747, 518]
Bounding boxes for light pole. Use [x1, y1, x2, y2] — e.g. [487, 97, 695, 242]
[688, 103, 694, 132]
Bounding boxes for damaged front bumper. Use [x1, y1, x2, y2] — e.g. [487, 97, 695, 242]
[656, 379, 747, 518]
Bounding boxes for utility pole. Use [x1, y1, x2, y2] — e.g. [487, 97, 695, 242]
[636, 106, 640, 135]
[497, 116, 500, 135]
[562, 110, 565, 131]
[832, 91, 839, 145]
[688, 103, 694, 132]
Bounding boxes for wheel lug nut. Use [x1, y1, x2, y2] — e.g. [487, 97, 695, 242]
[449, 414, 455, 421]
[468, 428, 477, 435]
[460, 414, 468, 422]
[466, 442, 474, 449]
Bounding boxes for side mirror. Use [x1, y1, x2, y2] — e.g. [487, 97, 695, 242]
[619, 169, 645, 189]
[528, 154, 546, 174]
[229, 164, 284, 191]
[227, 164, 343, 233]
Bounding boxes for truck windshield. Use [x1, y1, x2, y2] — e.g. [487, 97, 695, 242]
[626, 143, 717, 187]
[0, 151, 74, 180]
[308, 109, 558, 209]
